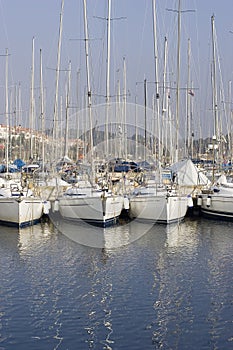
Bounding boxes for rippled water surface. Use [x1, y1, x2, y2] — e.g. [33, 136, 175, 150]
[0, 216, 233, 349]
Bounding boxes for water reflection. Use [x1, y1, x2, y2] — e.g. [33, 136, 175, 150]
[50, 214, 156, 249]
[165, 218, 199, 252]
[84, 271, 114, 349]
[150, 218, 233, 349]
[17, 220, 53, 253]
[1, 217, 232, 349]
[198, 220, 233, 349]
[0, 221, 65, 349]
[15, 220, 118, 349]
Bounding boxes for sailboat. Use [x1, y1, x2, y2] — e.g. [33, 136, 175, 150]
[129, 187, 188, 224]
[129, 1, 188, 224]
[129, 167, 188, 224]
[199, 174, 233, 220]
[58, 183, 124, 227]
[0, 182, 44, 228]
[0, 47, 45, 228]
[58, 0, 124, 227]
[198, 15, 233, 221]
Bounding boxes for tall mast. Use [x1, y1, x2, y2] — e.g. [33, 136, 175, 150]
[144, 78, 147, 163]
[64, 60, 71, 157]
[83, 0, 95, 184]
[5, 48, 9, 172]
[123, 57, 127, 159]
[152, 0, 160, 163]
[106, 0, 111, 107]
[59, 95, 63, 159]
[83, 0, 92, 109]
[30, 36, 35, 160]
[76, 69, 81, 161]
[228, 80, 232, 160]
[53, 0, 64, 162]
[175, 0, 181, 163]
[83, 0, 93, 159]
[116, 78, 122, 158]
[162, 37, 168, 164]
[211, 15, 218, 141]
[40, 48, 45, 172]
[186, 38, 191, 157]
[18, 83, 22, 160]
[105, 0, 111, 158]
[211, 14, 219, 179]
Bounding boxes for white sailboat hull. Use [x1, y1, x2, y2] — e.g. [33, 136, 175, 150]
[0, 197, 44, 227]
[129, 194, 188, 224]
[201, 190, 233, 220]
[59, 194, 124, 227]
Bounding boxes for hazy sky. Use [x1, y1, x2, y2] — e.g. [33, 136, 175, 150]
[0, 0, 233, 139]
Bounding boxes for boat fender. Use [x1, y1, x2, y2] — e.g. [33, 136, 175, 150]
[53, 199, 59, 212]
[187, 195, 193, 207]
[206, 195, 211, 207]
[197, 195, 202, 206]
[102, 197, 107, 217]
[123, 197, 130, 210]
[43, 201, 51, 215]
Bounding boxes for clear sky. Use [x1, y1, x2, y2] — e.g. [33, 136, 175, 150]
[0, 0, 233, 140]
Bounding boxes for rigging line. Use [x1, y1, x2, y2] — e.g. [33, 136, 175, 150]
[189, 2, 201, 139]
[193, 0, 201, 85]
[91, 2, 107, 104]
[93, 16, 126, 21]
[136, 0, 150, 87]
[0, 1, 14, 85]
[111, 4, 126, 96]
[214, 27, 229, 135]
[0, 1, 9, 43]
[201, 18, 213, 135]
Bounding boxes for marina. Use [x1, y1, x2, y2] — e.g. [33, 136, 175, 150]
[0, 0, 233, 349]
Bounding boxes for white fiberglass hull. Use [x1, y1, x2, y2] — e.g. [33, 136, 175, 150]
[129, 194, 188, 224]
[59, 194, 124, 227]
[200, 189, 233, 220]
[0, 197, 44, 228]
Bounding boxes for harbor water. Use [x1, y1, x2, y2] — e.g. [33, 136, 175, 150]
[0, 215, 232, 349]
